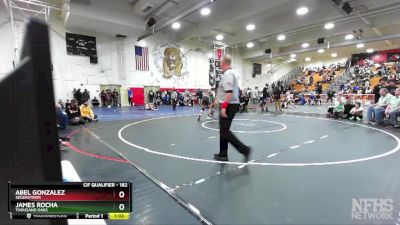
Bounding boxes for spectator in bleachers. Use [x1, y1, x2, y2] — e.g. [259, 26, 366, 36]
[349, 102, 364, 121]
[386, 79, 397, 95]
[365, 86, 372, 94]
[386, 88, 400, 128]
[352, 83, 360, 94]
[316, 82, 323, 95]
[367, 88, 393, 125]
[309, 75, 314, 86]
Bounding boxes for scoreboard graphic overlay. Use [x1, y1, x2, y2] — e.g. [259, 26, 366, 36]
[8, 182, 132, 220]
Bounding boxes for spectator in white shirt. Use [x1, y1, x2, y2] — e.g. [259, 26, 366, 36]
[367, 88, 393, 125]
[349, 102, 364, 121]
[386, 88, 400, 128]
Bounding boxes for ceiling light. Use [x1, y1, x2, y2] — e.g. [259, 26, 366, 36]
[277, 34, 286, 41]
[246, 42, 254, 48]
[296, 7, 309, 15]
[246, 24, 255, 31]
[171, 22, 181, 29]
[302, 42, 309, 48]
[366, 48, 374, 53]
[216, 34, 224, 41]
[345, 34, 354, 40]
[331, 53, 337, 57]
[290, 54, 296, 58]
[317, 49, 325, 53]
[138, 40, 146, 46]
[207, 53, 213, 58]
[356, 43, 365, 48]
[200, 7, 211, 16]
[324, 22, 334, 29]
[305, 57, 311, 62]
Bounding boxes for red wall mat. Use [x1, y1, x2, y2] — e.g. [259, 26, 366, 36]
[131, 87, 144, 105]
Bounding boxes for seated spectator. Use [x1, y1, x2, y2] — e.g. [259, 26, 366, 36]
[343, 96, 355, 119]
[388, 73, 396, 80]
[80, 100, 98, 122]
[367, 88, 393, 125]
[283, 91, 296, 109]
[365, 86, 372, 94]
[308, 92, 315, 105]
[316, 82, 323, 95]
[326, 90, 335, 103]
[178, 93, 185, 106]
[349, 102, 364, 121]
[66, 99, 85, 125]
[65, 99, 71, 109]
[156, 91, 162, 105]
[385, 88, 400, 128]
[315, 94, 322, 105]
[352, 84, 360, 94]
[387, 79, 397, 95]
[56, 104, 68, 130]
[240, 93, 250, 113]
[91, 97, 100, 108]
[57, 99, 64, 109]
[298, 92, 307, 105]
[328, 92, 345, 119]
[163, 93, 170, 105]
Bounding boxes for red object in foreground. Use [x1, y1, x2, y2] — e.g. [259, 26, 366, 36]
[217, 48, 222, 59]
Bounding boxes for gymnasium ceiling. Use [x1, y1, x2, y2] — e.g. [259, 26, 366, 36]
[60, 0, 400, 61]
[2, 0, 400, 63]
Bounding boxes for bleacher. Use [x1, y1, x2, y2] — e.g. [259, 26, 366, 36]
[290, 66, 346, 93]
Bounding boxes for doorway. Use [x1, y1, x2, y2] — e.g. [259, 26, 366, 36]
[100, 84, 121, 107]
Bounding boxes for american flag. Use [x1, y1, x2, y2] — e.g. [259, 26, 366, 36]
[135, 45, 149, 71]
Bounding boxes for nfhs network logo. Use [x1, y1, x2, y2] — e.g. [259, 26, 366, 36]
[351, 198, 393, 220]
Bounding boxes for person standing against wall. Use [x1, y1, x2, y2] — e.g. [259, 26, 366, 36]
[127, 88, 134, 107]
[112, 89, 119, 107]
[171, 89, 178, 111]
[214, 55, 251, 162]
[100, 90, 106, 107]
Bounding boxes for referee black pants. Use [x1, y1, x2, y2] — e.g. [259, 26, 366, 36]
[219, 104, 248, 157]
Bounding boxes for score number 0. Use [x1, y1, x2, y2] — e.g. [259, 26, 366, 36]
[118, 191, 126, 211]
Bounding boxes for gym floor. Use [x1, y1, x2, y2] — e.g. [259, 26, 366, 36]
[61, 104, 400, 225]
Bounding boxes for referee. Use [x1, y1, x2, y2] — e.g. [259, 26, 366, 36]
[214, 55, 251, 162]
